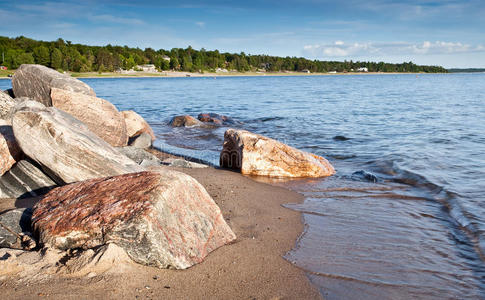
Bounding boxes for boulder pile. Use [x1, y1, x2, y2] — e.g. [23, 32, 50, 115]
[0, 64, 236, 271]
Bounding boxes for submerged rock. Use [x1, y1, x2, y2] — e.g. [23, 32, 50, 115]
[0, 159, 56, 199]
[32, 171, 236, 269]
[12, 104, 142, 184]
[333, 135, 350, 141]
[352, 170, 378, 183]
[168, 115, 203, 127]
[122, 110, 155, 141]
[0, 120, 22, 176]
[12, 64, 95, 106]
[220, 129, 335, 177]
[198, 113, 235, 125]
[0, 91, 16, 119]
[50, 88, 128, 147]
[0, 208, 36, 250]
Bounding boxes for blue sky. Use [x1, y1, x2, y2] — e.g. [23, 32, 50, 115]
[1, 0, 484, 68]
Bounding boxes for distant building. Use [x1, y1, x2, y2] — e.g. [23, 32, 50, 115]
[162, 55, 170, 62]
[301, 69, 311, 73]
[328, 71, 337, 74]
[357, 67, 368, 72]
[137, 64, 157, 72]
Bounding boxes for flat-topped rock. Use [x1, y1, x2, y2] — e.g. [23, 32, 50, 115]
[122, 110, 155, 141]
[220, 129, 335, 177]
[12, 105, 142, 184]
[169, 115, 204, 127]
[12, 64, 95, 106]
[0, 120, 22, 176]
[51, 88, 128, 147]
[32, 171, 236, 269]
[0, 91, 16, 119]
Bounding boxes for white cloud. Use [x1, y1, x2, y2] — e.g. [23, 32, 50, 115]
[303, 41, 485, 58]
[88, 14, 145, 26]
[195, 21, 205, 28]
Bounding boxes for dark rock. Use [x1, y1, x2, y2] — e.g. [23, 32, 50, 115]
[32, 171, 236, 269]
[333, 135, 350, 141]
[352, 170, 378, 183]
[12, 64, 95, 106]
[128, 132, 152, 149]
[198, 113, 235, 125]
[0, 208, 36, 249]
[3, 89, 15, 98]
[0, 160, 57, 199]
[168, 115, 204, 127]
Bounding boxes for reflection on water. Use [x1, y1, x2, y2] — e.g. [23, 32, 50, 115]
[3, 74, 484, 298]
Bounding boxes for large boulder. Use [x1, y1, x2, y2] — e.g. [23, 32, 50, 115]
[32, 171, 236, 269]
[168, 115, 204, 127]
[220, 129, 335, 177]
[0, 208, 35, 250]
[122, 110, 155, 141]
[12, 64, 95, 106]
[0, 160, 56, 199]
[12, 105, 142, 184]
[50, 88, 128, 147]
[0, 91, 16, 119]
[0, 120, 22, 176]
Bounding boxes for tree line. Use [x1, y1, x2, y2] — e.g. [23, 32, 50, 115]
[0, 36, 448, 73]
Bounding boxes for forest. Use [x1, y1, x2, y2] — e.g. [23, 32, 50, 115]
[0, 36, 448, 73]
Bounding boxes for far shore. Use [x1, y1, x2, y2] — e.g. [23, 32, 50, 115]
[0, 69, 443, 79]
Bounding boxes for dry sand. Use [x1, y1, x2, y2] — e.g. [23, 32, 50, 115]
[0, 165, 321, 299]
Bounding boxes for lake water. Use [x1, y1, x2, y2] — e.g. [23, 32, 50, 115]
[2, 74, 484, 299]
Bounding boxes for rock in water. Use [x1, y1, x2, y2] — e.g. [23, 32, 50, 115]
[351, 170, 378, 183]
[12, 105, 142, 184]
[198, 113, 235, 125]
[32, 171, 236, 269]
[122, 110, 155, 141]
[0, 91, 16, 119]
[220, 129, 335, 177]
[0, 120, 22, 176]
[50, 88, 128, 146]
[12, 64, 95, 106]
[0, 160, 56, 199]
[0, 208, 35, 249]
[168, 115, 204, 127]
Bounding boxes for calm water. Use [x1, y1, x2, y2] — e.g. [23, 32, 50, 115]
[2, 74, 485, 298]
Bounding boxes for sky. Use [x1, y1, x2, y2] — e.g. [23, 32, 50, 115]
[0, 0, 484, 68]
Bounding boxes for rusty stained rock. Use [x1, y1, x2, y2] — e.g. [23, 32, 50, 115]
[32, 171, 236, 269]
[12, 64, 95, 106]
[220, 129, 335, 178]
[12, 105, 142, 184]
[51, 88, 128, 147]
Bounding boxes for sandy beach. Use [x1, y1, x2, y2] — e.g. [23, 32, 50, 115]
[0, 155, 321, 299]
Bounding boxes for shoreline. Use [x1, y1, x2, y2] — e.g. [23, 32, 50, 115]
[0, 150, 322, 299]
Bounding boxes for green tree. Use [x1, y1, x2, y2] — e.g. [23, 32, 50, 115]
[50, 48, 63, 70]
[33, 45, 50, 66]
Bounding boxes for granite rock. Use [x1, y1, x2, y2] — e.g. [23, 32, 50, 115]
[0, 91, 16, 119]
[0, 120, 22, 176]
[122, 110, 155, 141]
[0, 208, 36, 250]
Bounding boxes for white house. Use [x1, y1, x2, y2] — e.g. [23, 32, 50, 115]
[357, 67, 368, 72]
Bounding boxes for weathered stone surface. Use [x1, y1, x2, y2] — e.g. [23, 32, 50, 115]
[220, 129, 335, 178]
[198, 113, 235, 125]
[169, 115, 204, 127]
[12, 105, 142, 184]
[129, 132, 152, 149]
[0, 160, 56, 199]
[0, 91, 16, 119]
[162, 158, 208, 169]
[0, 208, 35, 249]
[12, 64, 95, 106]
[32, 171, 236, 269]
[116, 146, 161, 166]
[122, 110, 155, 141]
[0, 120, 22, 176]
[50, 88, 128, 147]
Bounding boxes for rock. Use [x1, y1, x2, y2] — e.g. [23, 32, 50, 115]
[333, 135, 350, 141]
[198, 113, 235, 125]
[12, 105, 142, 184]
[115, 146, 161, 166]
[3, 89, 15, 98]
[129, 132, 152, 149]
[162, 158, 208, 169]
[12, 64, 95, 106]
[32, 171, 236, 269]
[220, 129, 335, 177]
[0, 208, 36, 250]
[0, 120, 22, 176]
[0, 91, 16, 119]
[352, 170, 378, 183]
[0, 160, 56, 199]
[122, 110, 155, 141]
[168, 115, 204, 127]
[50, 88, 128, 147]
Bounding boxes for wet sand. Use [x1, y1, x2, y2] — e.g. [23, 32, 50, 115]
[0, 165, 321, 299]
